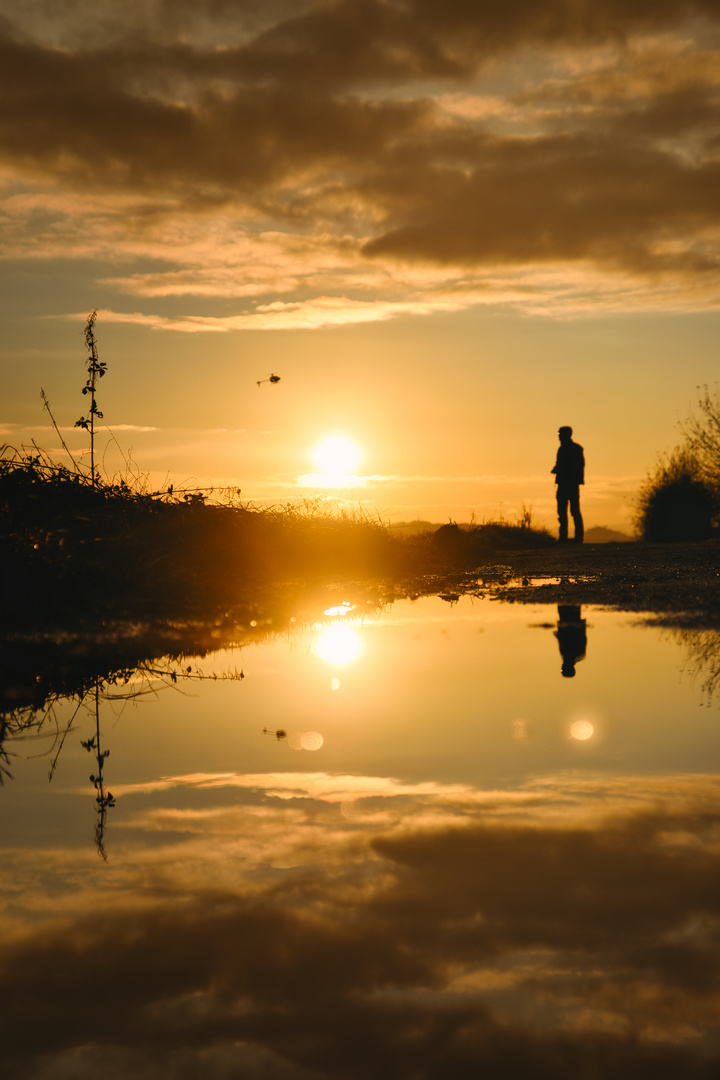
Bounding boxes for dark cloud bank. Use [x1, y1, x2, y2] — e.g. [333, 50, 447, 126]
[1, 0, 719, 288]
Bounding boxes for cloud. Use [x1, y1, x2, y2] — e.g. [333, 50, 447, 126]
[3, 772, 720, 1078]
[527, 36, 720, 106]
[28, 422, 160, 433]
[59, 294, 486, 332]
[360, 128, 720, 272]
[1, 1, 720, 321]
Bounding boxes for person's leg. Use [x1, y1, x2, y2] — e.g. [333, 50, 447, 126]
[556, 487, 569, 542]
[569, 487, 584, 542]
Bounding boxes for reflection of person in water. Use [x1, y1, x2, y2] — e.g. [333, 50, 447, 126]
[555, 605, 587, 678]
[552, 426, 584, 543]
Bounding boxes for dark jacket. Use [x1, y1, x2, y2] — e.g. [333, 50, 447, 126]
[552, 441, 585, 486]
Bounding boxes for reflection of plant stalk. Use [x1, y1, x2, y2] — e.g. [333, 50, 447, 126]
[2, 659, 244, 856]
[82, 680, 115, 860]
[0, 716, 11, 785]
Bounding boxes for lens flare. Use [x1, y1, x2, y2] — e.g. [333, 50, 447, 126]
[288, 731, 324, 750]
[570, 719, 594, 741]
[512, 719, 530, 742]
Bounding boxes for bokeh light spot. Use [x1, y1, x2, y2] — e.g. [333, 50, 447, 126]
[300, 731, 324, 751]
[512, 719, 530, 742]
[570, 720, 595, 741]
[288, 730, 325, 751]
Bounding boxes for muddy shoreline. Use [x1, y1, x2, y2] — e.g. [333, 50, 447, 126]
[478, 538, 720, 623]
[2, 539, 719, 645]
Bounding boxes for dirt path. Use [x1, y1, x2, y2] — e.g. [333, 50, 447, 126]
[481, 539, 720, 623]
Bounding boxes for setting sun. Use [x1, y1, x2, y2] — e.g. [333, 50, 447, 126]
[312, 436, 362, 477]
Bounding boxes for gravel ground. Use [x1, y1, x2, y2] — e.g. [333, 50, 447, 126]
[481, 539, 720, 624]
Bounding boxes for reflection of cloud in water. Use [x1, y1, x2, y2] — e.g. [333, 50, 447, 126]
[4, 773, 720, 1079]
[314, 624, 362, 665]
[106, 771, 478, 801]
[340, 799, 365, 820]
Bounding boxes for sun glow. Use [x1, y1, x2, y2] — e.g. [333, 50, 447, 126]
[312, 436, 362, 477]
[314, 625, 362, 665]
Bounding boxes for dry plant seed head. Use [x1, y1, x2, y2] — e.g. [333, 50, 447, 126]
[680, 383, 720, 490]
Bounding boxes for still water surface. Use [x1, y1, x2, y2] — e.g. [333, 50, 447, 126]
[3, 594, 720, 1078]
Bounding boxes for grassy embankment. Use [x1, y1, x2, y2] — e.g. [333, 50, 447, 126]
[0, 309, 552, 626]
[0, 446, 555, 624]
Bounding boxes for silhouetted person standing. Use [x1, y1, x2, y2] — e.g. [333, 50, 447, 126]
[552, 426, 584, 543]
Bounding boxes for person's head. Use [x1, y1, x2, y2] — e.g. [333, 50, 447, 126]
[558, 425, 573, 443]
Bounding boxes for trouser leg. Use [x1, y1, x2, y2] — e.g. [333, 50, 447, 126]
[569, 488, 583, 542]
[556, 488, 569, 541]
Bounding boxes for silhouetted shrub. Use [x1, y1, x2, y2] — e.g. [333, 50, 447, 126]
[430, 517, 554, 566]
[635, 449, 718, 542]
[431, 522, 466, 556]
[682, 384, 720, 493]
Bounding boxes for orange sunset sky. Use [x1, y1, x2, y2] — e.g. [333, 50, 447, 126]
[1, 0, 719, 532]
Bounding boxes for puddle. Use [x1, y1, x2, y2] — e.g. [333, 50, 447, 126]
[2, 593, 720, 1078]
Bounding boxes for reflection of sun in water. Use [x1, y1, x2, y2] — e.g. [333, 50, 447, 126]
[324, 603, 354, 617]
[313, 436, 362, 476]
[570, 720, 594, 741]
[315, 625, 362, 665]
